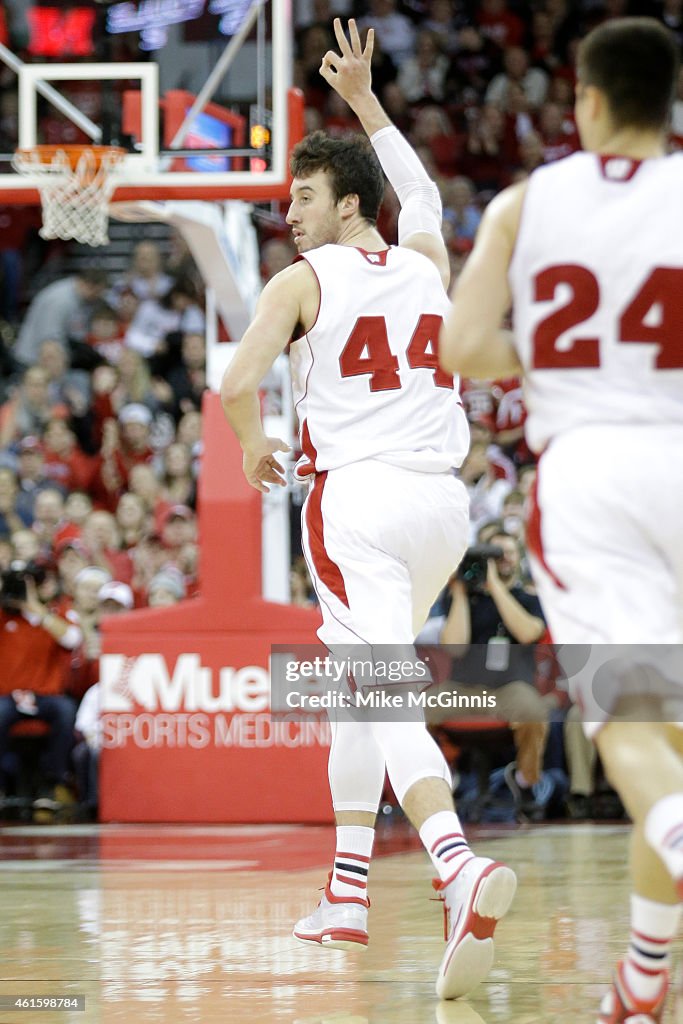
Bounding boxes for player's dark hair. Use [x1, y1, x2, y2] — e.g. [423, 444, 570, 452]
[290, 131, 385, 224]
[578, 18, 679, 131]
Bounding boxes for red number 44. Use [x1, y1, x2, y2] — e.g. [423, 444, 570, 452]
[533, 264, 683, 369]
[339, 314, 453, 391]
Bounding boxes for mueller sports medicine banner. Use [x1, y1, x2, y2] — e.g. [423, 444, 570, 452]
[100, 652, 330, 751]
[98, 641, 333, 823]
[98, 393, 331, 824]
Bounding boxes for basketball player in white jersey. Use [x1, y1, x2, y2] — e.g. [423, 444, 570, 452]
[440, 18, 683, 1024]
[221, 19, 516, 1001]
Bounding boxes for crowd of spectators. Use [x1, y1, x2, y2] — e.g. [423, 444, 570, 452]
[0, 239, 204, 820]
[291, 0, 683, 271]
[3, 0, 680, 822]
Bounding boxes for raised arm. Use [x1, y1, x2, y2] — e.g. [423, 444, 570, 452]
[320, 19, 450, 289]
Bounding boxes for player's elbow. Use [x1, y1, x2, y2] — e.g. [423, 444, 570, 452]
[220, 370, 251, 411]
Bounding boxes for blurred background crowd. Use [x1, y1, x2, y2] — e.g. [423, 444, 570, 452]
[2, 0, 681, 823]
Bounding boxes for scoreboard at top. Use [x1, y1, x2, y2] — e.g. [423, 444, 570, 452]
[28, 0, 260, 57]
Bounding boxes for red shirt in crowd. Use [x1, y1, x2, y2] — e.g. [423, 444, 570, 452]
[43, 446, 97, 493]
[91, 444, 155, 511]
[0, 611, 70, 696]
[476, 5, 525, 49]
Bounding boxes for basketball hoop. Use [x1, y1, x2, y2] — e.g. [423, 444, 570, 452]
[12, 145, 126, 247]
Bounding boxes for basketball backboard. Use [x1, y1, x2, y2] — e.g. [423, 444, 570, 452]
[0, 0, 303, 204]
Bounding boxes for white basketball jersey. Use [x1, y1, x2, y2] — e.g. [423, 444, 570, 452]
[509, 151, 683, 453]
[290, 244, 469, 473]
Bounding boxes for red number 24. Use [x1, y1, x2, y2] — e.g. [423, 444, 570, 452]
[532, 265, 683, 369]
[339, 314, 454, 391]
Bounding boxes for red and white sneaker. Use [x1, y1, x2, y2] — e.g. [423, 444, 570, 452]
[434, 856, 517, 1000]
[293, 879, 369, 951]
[597, 961, 669, 1023]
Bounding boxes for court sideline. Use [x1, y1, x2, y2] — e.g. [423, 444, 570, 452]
[0, 822, 676, 1023]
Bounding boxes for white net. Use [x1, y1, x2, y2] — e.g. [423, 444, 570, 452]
[12, 147, 125, 247]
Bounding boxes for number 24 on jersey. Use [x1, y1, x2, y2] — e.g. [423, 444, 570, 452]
[533, 264, 683, 369]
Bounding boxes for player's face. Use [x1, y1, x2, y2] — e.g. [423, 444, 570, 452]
[286, 172, 342, 252]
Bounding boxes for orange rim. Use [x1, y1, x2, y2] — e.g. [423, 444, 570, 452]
[14, 144, 126, 170]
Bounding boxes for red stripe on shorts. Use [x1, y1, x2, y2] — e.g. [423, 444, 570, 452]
[301, 419, 317, 470]
[303, 426, 349, 608]
[527, 464, 567, 591]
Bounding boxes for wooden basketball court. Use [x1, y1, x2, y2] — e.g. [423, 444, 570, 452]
[1, 821, 679, 1023]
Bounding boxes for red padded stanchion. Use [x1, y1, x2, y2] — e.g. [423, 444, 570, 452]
[99, 392, 332, 823]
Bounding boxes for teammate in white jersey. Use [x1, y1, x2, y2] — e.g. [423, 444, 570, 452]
[221, 19, 516, 1002]
[440, 18, 683, 1024]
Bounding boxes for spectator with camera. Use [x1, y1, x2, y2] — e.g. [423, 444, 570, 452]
[419, 531, 550, 820]
[0, 561, 81, 818]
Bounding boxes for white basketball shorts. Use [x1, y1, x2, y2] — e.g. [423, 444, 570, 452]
[301, 459, 469, 650]
[527, 423, 683, 737]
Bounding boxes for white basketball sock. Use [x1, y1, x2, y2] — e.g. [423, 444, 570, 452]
[645, 793, 683, 885]
[419, 810, 475, 884]
[622, 894, 679, 1003]
[329, 825, 374, 901]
